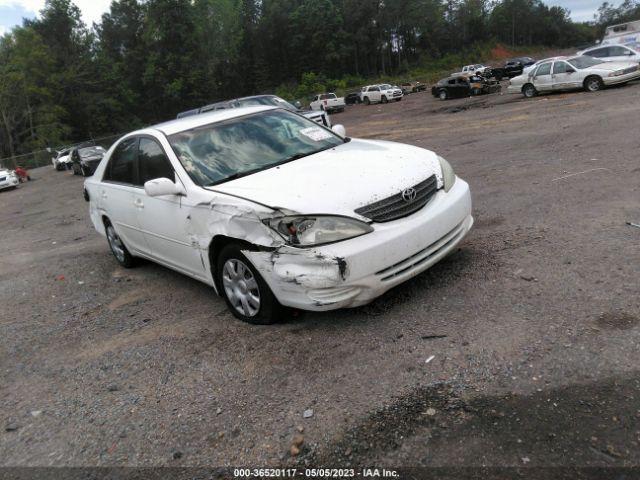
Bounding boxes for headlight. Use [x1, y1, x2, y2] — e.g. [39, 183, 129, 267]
[609, 70, 625, 77]
[265, 215, 373, 247]
[438, 156, 456, 192]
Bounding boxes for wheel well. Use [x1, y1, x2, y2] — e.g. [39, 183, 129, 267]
[208, 235, 262, 294]
[584, 75, 602, 86]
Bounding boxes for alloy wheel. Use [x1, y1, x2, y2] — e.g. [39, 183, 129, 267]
[222, 259, 261, 317]
[106, 225, 126, 263]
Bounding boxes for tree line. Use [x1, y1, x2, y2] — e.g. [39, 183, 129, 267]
[0, 0, 634, 162]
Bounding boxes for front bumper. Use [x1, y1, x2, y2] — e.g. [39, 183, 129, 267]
[245, 178, 473, 311]
[603, 70, 640, 85]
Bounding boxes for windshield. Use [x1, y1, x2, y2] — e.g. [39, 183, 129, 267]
[319, 94, 336, 100]
[78, 146, 105, 158]
[234, 96, 298, 111]
[168, 109, 344, 186]
[379, 84, 392, 90]
[567, 56, 603, 69]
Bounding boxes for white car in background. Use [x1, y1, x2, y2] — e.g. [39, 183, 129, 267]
[508, 56, 640, 98]
[310, 93, 346, 113]
[359, 84, 403, 104]
[0, 168, 20, 191]
[52, 149, 72, 170]
[577, 44, 640, 63]
[85, 106, 472, 324]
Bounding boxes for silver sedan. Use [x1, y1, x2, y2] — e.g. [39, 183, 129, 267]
[507, 56, 640, 98]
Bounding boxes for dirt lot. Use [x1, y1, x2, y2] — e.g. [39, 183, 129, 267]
[1, 81, 640, 474]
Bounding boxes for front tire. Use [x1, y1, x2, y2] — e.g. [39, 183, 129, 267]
[216, 243, 283, 325]
[522, 84, 537, 98]
[381, 96, 388, 104]
[363, 96, 370, 105]
[584, 76, 604, 92]
[439, 90, 448, 101]
[105, 221, 136, 268]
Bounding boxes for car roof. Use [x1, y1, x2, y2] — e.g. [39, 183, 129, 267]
[151, 105, 276, 136]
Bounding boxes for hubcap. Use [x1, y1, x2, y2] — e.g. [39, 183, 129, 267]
[440, 91, 446, 100]
[222, 259, 260, 317]
[588, 80, 599, 91]
[106, 225, 126, 263]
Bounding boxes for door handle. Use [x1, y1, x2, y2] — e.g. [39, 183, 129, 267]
[134, 198, 144, 209]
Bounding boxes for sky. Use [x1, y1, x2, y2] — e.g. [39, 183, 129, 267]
[0, 0, 622, 36]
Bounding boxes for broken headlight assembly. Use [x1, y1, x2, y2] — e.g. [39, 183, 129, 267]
[265, 216, 373, 247]
[438, 155, 456, 192]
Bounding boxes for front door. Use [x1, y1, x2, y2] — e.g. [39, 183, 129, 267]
[551, 61, 580, 90]
[133, 137, 207, 279]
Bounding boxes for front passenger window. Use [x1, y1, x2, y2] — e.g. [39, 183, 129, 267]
[138, 138, 175, 185]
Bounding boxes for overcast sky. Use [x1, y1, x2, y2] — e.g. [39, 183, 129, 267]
[0, 0, 619, 36]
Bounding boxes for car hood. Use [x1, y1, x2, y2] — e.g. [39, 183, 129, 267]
[208, 139, 444, 219]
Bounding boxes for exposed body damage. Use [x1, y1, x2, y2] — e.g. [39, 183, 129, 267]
[184, 196, 349, 297]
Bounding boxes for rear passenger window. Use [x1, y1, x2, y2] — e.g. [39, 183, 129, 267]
[138, 138, 175, 185]
[536, 63, 552, 76]
[104, 138, 137, 184]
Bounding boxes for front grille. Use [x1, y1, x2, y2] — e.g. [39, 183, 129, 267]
[355, 175, 439, 222]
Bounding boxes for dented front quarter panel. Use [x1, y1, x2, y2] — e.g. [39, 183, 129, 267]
[184, 191, 347, 297]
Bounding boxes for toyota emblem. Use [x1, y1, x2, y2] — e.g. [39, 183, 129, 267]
[402, 188, 417, 203]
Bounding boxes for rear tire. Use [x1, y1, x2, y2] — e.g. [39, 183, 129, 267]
[522, 84, 537, 98]
[584, 76, 604, 92]
[216, 243, 284, 325]
[105, 220, 136, 268]
[439, 90, 448, 101]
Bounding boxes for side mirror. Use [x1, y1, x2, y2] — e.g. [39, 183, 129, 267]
[294, 101, 302, 109]
[144, 177, 186, 197]
[566, 68, 575, 74]
[332, 124, 346, 137]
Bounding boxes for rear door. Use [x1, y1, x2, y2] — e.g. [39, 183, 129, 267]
[132, 136, 207, 279]
[100, 137, 149, 254]
[532, 62, 554, 91]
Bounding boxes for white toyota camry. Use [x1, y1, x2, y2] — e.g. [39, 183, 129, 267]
[85, 106, 473, 324]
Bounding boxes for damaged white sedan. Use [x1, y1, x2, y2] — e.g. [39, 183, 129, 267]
[85, 106, 473, 324]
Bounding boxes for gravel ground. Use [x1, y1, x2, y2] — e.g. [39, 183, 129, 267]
[1, 79, 640, 473]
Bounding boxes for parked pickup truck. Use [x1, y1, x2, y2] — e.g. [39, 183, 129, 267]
[310, 93, 346, 113]
[456, 64, 491, 76]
